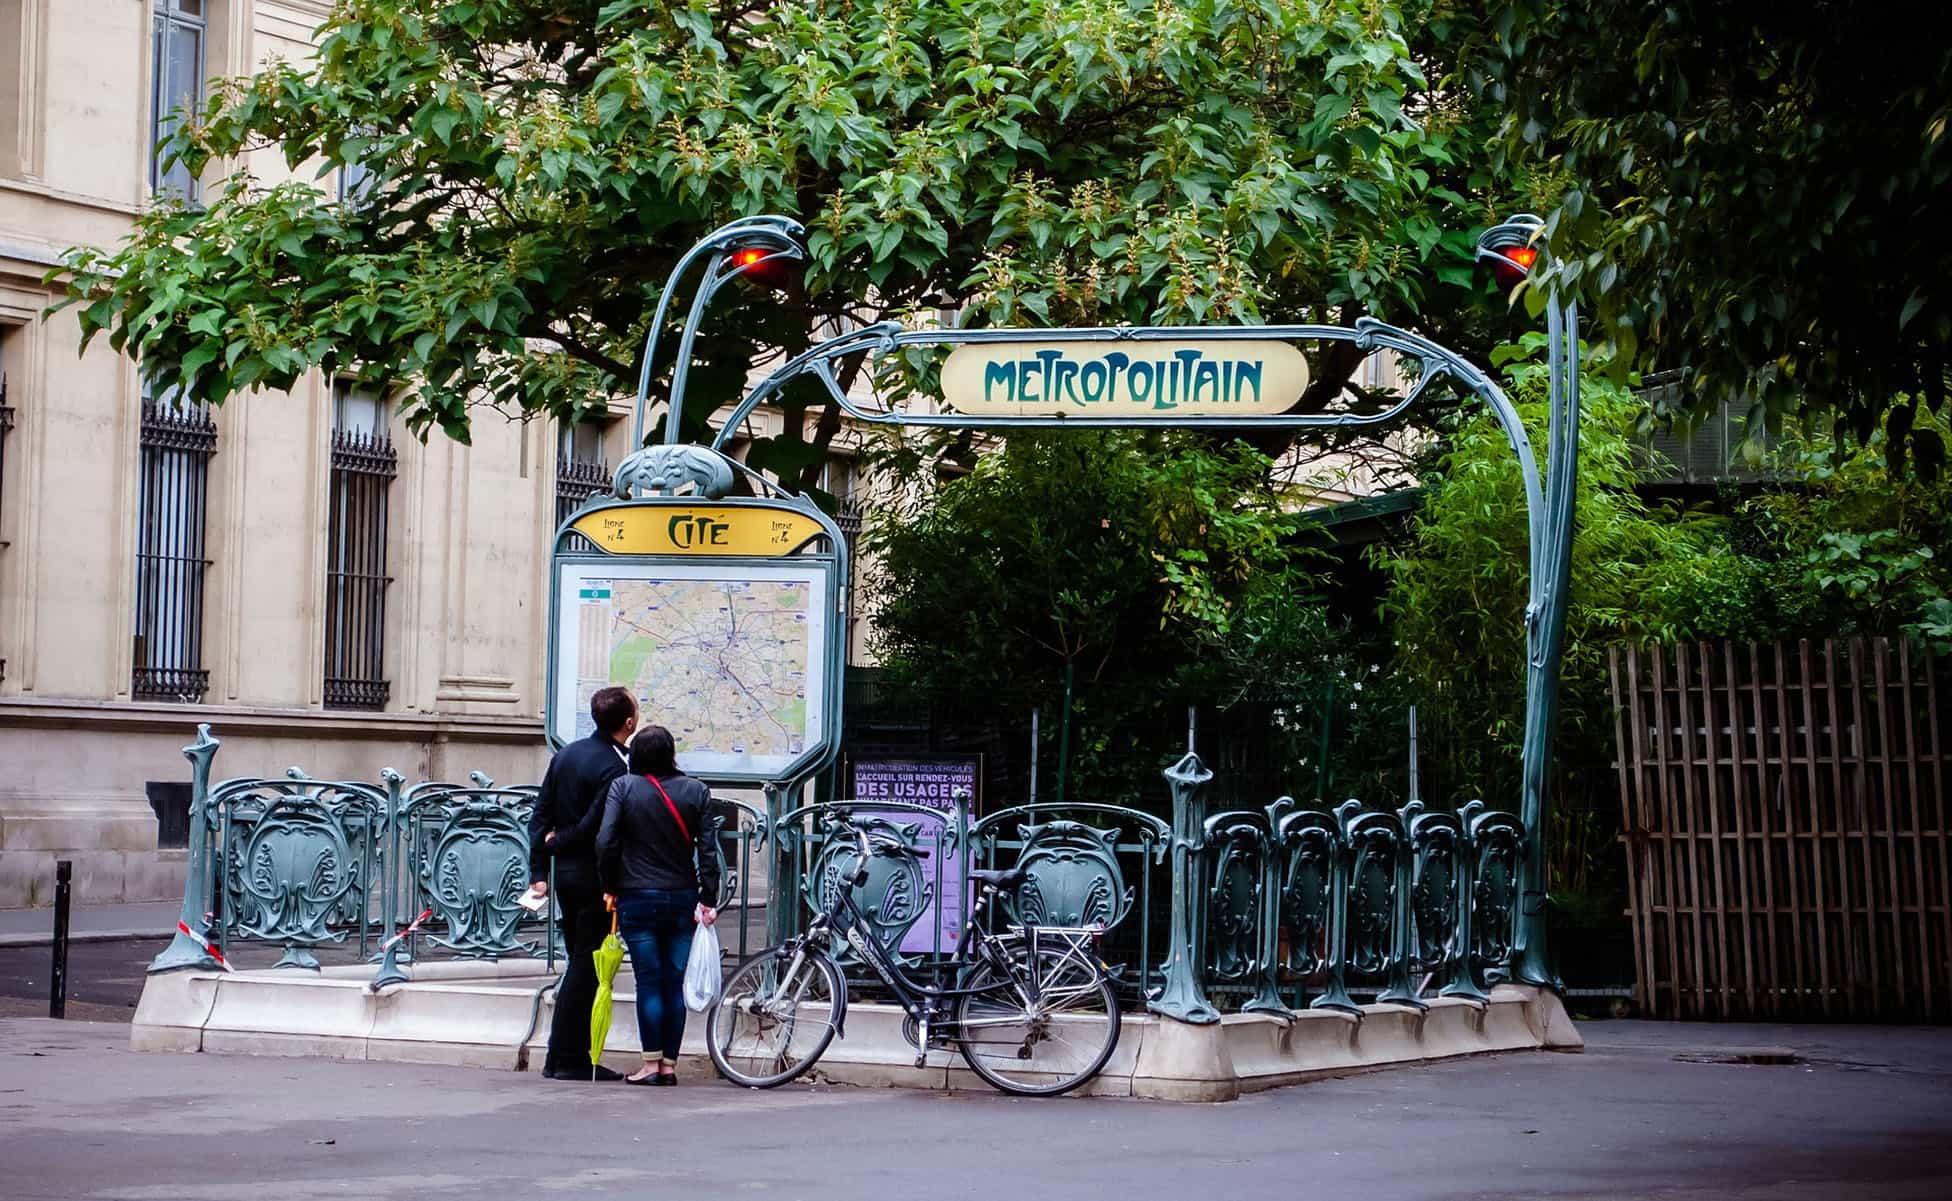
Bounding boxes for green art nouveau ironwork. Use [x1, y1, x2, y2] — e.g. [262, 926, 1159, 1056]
[1203, 808, 1270, 1003]
[147, 729, 554, 982]
[969, 801, 1168, 995]
[1476, 213, 1574, 989]
[767, 796, 975, 967]
[805, 813, 935, 961]
[1010, 822, 1132, 929]
[599, 213, 1570, 1013]
[147, 723, 1535, 1033]
[768, 749, 1531, 1023]
[147, 213, 1572, 1019]
[149, 724, 225, 973]
[398, 779, 539, 951]
[215, 767, 387, 970]
[1175, 779, 1538, 1022]
[1466, 804, 1527, 983]
[670, 211, 1575, 993]
[1153, 752, 1221, 1023]
[1400, 801, 1484, 1004]
[1265, 805, 1338, 1015]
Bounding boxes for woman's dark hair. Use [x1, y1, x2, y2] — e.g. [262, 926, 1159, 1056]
[628, 725, 679, 776]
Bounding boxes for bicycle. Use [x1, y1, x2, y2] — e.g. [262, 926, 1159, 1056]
[704, 820, 1122, 1096]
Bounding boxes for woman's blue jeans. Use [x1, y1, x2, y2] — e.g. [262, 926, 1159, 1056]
[616, 888, 697, 1060]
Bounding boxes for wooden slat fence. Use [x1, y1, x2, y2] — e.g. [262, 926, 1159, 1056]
[1609, 638, 1952, 1021]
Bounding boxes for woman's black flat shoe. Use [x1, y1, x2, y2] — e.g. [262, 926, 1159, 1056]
[625, 1073, 658, 1086]
[652, 1073, 676, 1086]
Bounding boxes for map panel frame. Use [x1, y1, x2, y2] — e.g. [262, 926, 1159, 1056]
[549, 559, 834, 782]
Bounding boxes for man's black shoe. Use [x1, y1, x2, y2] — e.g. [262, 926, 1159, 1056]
[543, 1064, 624, 1082]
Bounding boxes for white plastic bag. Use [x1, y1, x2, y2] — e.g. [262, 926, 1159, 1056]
[683, 916, 722, 1011]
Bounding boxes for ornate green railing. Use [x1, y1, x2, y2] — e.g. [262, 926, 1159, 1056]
[151, 724, 1531, 1024]
[753, 751, 1529, 1023]
[152, 727, 557, 983]
[369, 774, 549, 987]
[151, 724, 764, 987]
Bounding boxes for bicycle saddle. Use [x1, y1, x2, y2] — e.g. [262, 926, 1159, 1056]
[968, 866, 1029, 892]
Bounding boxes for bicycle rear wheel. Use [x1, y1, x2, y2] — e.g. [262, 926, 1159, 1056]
[706, 945, 845, 1088]
[954, 941, 1121, 1097]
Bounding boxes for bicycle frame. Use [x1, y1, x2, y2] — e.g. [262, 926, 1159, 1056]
[809, 882, 1017, 1020]
[781, 824, 1112, 1054]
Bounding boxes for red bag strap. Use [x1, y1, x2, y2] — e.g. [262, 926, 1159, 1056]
[645, 774, 689, 842]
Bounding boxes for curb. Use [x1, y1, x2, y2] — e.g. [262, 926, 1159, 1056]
[0, 930, 169, 950]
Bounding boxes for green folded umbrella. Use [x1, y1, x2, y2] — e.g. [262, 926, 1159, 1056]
[590, 905, 625, 1070]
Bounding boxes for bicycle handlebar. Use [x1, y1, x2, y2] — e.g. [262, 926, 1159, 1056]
[841, 824, 931, 888]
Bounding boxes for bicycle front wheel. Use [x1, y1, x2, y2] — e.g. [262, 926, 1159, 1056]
[706, 945, 846, 1088]
[954, 941, 1121, 1097]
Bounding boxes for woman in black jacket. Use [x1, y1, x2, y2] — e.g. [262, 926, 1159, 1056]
[596, 725, 720, 1085]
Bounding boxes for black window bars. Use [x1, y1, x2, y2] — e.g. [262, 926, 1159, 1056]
[0, 371, 12, 542]
[0, 371, 11, 685]
[324, 423, 396, 710]
[555, 421, 609, 551]
[133, 395, 218, 702]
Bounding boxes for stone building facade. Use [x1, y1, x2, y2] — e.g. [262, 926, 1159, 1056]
[1, 1, 631, 907]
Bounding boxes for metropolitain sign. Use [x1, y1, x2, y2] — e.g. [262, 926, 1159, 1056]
[939, 339, 1310, 418]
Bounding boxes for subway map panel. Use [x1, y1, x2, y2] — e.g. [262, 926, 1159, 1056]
[570, 574, 822, 776]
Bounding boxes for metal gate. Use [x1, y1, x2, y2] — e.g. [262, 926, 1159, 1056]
[1610, 638, 1952, 1020]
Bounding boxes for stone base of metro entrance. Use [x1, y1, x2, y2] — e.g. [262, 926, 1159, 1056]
[130, 960, 1581, 1101]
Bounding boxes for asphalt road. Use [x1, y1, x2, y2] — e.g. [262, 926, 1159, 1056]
[1, 1017, 1948, 1201]
[0, 939, 166, 1019]
[0, 936, 384, 1020]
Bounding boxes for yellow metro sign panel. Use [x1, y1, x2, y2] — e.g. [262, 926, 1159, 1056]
[940, 339, 1310, 417]
[569, 504, 826, 556]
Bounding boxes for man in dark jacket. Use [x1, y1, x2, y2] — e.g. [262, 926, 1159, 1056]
[528, 685, 635, 1081]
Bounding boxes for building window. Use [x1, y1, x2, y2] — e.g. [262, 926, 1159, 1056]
[0, 335, 14, 548]
[0, 331, 12, 685]
[555, 418, 609, 553]
[150, 1, 207, 201]
[555, 419, 609, 523]
[133, 380, 217, 702]
[324, 381, 395, 710]
[1635, 373, 1775, 486]
[817, 453, 862, 537]
[338, 126, 377, 208]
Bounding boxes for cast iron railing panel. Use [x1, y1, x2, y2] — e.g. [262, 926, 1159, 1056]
[149, 725, 1535, 1020]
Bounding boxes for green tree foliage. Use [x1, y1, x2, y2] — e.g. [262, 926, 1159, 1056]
[1378, 344, 1952, 917]
[1465, 0, 1952, 472]
[1379, 341, 1714, 802]
[867, 431, 1352, 799]
[54, 0, 1500, 480]
[1679, 414, 1952, 652]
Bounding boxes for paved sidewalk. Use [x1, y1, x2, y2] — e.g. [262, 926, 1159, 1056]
[2, 1018, 1949, 1200]
[0, 902, 180, 948]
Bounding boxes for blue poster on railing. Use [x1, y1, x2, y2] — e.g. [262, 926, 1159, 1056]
[848, 755, 982, 954]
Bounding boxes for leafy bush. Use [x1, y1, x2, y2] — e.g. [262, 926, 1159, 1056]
[864, 430, 1366, 803]
[1711, 418, 1952, 652]
[1378, 343, 1718, 806]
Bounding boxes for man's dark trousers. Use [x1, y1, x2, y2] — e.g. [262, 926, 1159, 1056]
[546, 866, 609, 1076]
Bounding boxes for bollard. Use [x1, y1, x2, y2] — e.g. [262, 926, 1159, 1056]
[49, 860, 72, 1020]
